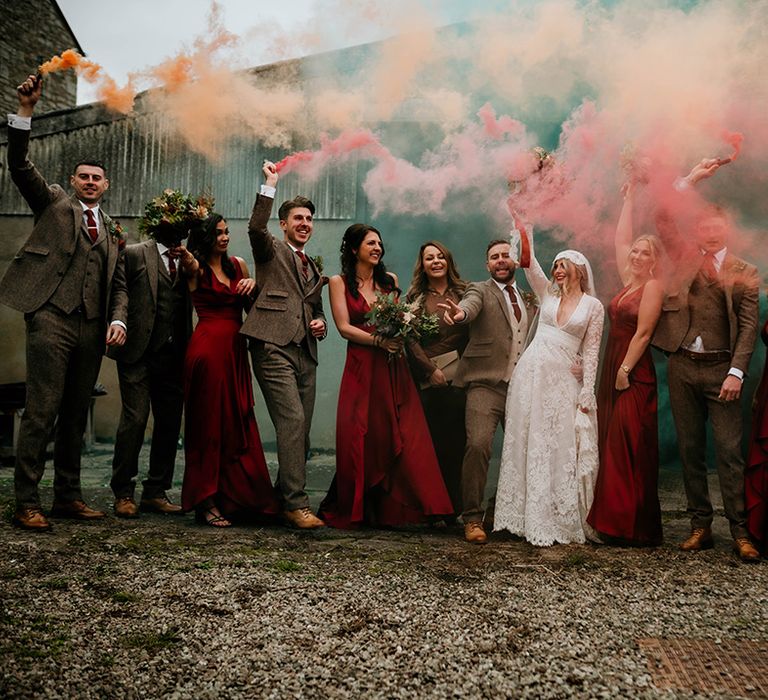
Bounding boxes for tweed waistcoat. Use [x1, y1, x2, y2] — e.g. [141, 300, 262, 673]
[288, 262, 319, 345]
[682, 273, 730, 351]
[148, 266, 188, 353]
[505, 300, 529, 381]
[48, 226, 108, 319]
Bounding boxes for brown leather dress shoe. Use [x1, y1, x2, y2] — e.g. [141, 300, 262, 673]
[50, 500, 106, 520]
[114, 497, 139, 519]
[679, 527, 713, 551]
[140, 496, 183, 515]
[464, 521, 488, 544]
[733, 538, 761, 563]
[282, 507, 325, 529]
[13, 507, 52, 531]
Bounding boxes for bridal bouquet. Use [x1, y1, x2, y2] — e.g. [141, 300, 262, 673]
[365, 292, 439, 347]
[138, 189, 215, 242]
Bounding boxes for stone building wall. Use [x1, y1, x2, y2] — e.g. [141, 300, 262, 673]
[0, 0, 80, 117]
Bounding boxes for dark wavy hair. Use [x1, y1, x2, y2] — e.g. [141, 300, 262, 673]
[406, 240, 467, 305]
[340, 223, 398, 299]
[186, 213, 236, 279]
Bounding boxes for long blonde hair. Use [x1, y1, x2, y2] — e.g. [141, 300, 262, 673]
[624, 234, 665, 280]
[550, 258, 590, 297]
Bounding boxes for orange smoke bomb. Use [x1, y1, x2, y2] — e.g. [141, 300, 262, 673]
[38, 48, 135, 114]
[39, 49, 99, 76]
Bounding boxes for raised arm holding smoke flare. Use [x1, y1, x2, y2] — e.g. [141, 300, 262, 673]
[585, 175, 665, 546]
[651, 153, 760, 562]
[1, 72, 128, 531]
[239, 160, 328, 530]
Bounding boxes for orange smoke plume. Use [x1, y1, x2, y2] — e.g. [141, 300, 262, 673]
[38, 48, 135, 114]
[39, 48, 100, 79]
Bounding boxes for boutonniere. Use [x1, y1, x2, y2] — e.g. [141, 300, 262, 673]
[521, 290, 538, 307]
[105, 215, 127, 250]
[310, 255, 324, 273]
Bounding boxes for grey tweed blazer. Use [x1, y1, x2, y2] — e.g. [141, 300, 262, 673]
[240, 193, 326, 363]
[0, 126, 127, 323]
[453, 278, 536, 388]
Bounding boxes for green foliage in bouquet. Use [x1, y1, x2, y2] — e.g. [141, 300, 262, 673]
[365, 292, 440, 345]
[138, 189, 215, 241]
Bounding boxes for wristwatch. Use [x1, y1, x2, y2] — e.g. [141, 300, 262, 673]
[620, 364, 630, 374]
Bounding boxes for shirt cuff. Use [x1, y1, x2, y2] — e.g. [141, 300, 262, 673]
[728, 367, 744, 381]
[8, 114, 31, 130]
[110, 320, 127, 330]
[260, 184, 276, 198]
[673, 176, 691, 192]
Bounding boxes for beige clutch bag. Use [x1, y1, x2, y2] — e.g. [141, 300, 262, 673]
[419, 349, 460, 389]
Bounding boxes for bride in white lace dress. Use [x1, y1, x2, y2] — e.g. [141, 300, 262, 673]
[494, 240, 604, 546]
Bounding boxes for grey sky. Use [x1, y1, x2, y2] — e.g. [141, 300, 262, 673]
[56, 0, 444, 104]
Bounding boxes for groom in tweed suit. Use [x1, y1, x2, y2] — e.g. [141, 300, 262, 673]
[1, 75, 128, 530]
[242, 161, 327, 529]
[441, 240, 536, 544]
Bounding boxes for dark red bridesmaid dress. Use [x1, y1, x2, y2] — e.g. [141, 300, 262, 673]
[319, 280, 453, 528]
[182, 263, 279, 520]
[746, 321, 768, 552]
[588, 285, 662, 545]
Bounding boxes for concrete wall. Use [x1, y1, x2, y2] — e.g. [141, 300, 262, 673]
[0, 203, 505, 451]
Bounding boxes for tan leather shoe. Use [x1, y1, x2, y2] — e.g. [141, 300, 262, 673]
[464, 521, 488, 544]
[283, 507, 325, 529]
[114, 497, 139, 519]
[140, 496, 183, 515]
[12, 507, 52, 531]
[50, 500, 106, 520]
[733, 538, 761, 563]
[679, 527, 713, 551]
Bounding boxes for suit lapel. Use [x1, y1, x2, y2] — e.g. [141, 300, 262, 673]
[145, 241, 159, 304]
[306, 254, 319, 282]
[721, 253, 735, 295]
[283, 241, 304, 285]
[70, 198, 84, 251]
[488, 280, 512, 328]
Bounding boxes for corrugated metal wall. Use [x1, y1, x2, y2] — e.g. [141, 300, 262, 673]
[0, 112, 361, 220]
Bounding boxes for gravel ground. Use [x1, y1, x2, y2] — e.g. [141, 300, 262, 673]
[0, 448, 766, 699]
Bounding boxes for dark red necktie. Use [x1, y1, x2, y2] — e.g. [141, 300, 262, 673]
[295, 250, 309, 280]
[84, 208, 99, 243]
[700, 252, 717, 282]
[505, 284, 522, 322]
[166, 251, 177, 280]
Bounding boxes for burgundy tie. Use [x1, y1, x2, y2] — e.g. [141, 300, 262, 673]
[295, 250, 309, 280]
[166, 251, 177, 281]
[84, 209, 99, 243]
[700, 252, 717, 282]
[505, 284, 522, 323]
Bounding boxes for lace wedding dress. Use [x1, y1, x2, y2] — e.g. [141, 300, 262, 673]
[494, 249, 604, 546]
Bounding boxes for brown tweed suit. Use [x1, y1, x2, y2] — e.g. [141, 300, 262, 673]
[0, 126, 128, 508]
[454, 279, 536, 523]
[107, 241, 193, 500]
[653, 251, 759, 538]
[242, 193, 326, 511]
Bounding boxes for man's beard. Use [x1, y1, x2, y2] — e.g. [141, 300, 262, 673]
[491, 267, 515, 283]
